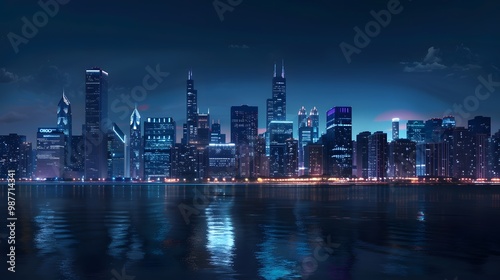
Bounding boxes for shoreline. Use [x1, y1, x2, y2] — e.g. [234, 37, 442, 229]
[5, 181, 500, 187]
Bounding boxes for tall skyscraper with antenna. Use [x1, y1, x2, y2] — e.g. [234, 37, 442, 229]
[184, 70, 198, 144]
[269, 60, 287, 124]
[266, 61, 287, 155]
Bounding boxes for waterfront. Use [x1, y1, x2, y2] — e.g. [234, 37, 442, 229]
[1, 184, 500, 279]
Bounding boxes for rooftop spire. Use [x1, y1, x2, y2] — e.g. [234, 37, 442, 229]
[281, 59, 285, 78]
[61, 88, 70, 105]
[273, 62, 277, 78]
[188, 69, 192, 80]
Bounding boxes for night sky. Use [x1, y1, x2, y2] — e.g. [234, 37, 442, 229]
[1, 0, 500, 143]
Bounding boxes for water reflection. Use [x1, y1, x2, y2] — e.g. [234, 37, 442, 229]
[205, 197, 235, 271]
[2, 184, 500, 280]
[34, 206, 78, 280]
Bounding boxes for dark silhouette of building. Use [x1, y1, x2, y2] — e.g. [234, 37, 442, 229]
[231, 105, 258, 178]
[326, 106, 353, 178]
[356, 131, 371, 178]
[84, 68, 109, 179]
[184, 70, 198, 145]
[368, 131, 387, 180]
[389, 139, 416, 178]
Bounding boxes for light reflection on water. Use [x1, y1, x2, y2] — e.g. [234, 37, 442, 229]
[1, 184, 500, 280]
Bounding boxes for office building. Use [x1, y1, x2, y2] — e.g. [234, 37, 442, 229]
[368, 131, 387, 180]
[143, 117, 176, 180]
[392, 118, 400, 140]
[130, 105, 142, 179]
[356, 131, 371, 178]
[108, 123, 127, 178]
[0, 134, 30, 179]
[184, 70, 198, 144]
[425, 118, 443, 143]
[304, 143, 323, 176]
[285, 138, 298, 177]
[57, 90, 72, 169]
[36, 128, 65, 179]
[207, 143, 236, 179]
[406, 120, 425, 143]
[84, 68, 109, 179]
[388, 139, 416, 178]
[326, 106, 353, 177]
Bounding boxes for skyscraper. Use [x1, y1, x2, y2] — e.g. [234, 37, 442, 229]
[326, 106, 353, 178]
[130, 105, 142, 179]
[231, 105, 258, 145]
[488, 130, 500, 178]
[265, 61, 287, 156]
[388, 139, 416, 178]
[210, 120, 225, 144]
[468, 116, 491, 137]
[36, 128, 65, 179]
[57, 90, 72, 169]
[425, 118, 443, 143]
[418, 142, 450, 177]
[268, 120, 293, 177]
[298, 106, 307, 128]
[143, 117, 176, 180]
[298, 106, 314, 176]
[468, 116, 491, 179]
[304, 143, 323, 176]
[107, 123, 127, 178]
[270, 61, 286, 122]
[285, 138, 299, 177]
[442, 116, 456, 129]
[84, 68, 109, 179]
[309, 107, 320, 143]
[356, 131, 371, 178]
[196, 110, 210, 146]
[185, 70, 198, 145]
[406, 120, 425, 143]
[368, 131, 388, 180]
[231, 105, 258, 177]
[450, 127, 475, 178]
[392, 118, 399, 140]
[207, 143, 236, 179]
[0, 134, 28, 179]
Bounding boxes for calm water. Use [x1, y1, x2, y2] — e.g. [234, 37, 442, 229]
[1, 184, 500, 280]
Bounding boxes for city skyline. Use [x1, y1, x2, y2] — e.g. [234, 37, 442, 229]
[1, 62, 500, 144]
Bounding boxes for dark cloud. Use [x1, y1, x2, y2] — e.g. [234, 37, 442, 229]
[0, 111, 29, 123]
[403, 47, 447, 73]
[0, 68, 18, 83]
